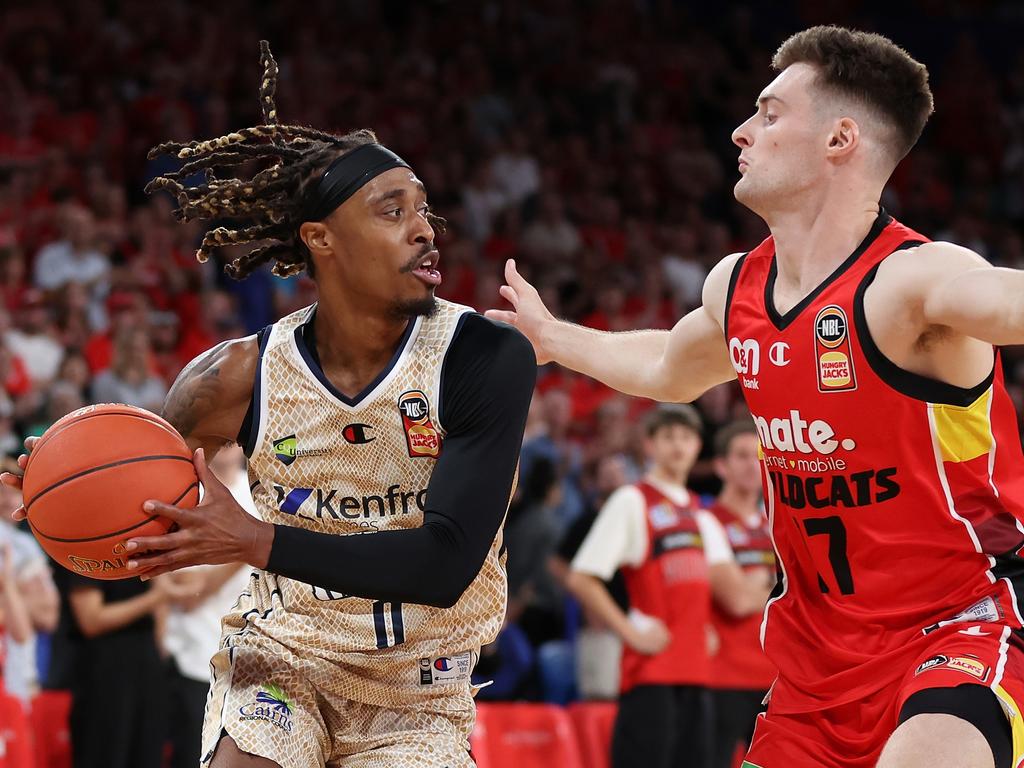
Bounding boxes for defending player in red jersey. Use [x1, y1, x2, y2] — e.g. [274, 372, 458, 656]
[489, 25, 1024, 768]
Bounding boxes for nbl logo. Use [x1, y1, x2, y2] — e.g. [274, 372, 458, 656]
[815, 308, 847, 348]
[398, 393, 429, 422]
[397, 390, 441, 458]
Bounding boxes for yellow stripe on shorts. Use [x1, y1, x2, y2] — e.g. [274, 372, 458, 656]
[993, 684, 1024, 767]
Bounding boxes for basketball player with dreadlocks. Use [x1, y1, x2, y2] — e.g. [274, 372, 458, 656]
[4, 42, 535, 768]
[489, 26, 1024, 768]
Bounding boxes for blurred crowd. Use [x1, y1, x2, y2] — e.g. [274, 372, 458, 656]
[1, 0, 1024, 764]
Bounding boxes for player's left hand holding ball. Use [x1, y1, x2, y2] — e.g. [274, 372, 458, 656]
[124, 448, 274, 579]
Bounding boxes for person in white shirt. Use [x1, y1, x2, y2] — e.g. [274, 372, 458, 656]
[163, 445, 257, 768]
[567, 404, 770, 768]
[33, 205, 110, 294]
[2, 295, 64, 385]
[0, 467, 58, 702]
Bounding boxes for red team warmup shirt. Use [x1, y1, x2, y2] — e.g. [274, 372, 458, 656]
[726, 211, 1024, 764]
[619, 481, 714, 692]
[709, 502, 777, 691]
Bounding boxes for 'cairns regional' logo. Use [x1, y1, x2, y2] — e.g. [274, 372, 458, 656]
[814, 305, 857, 393]
[397, 390, 442, 458]
[239, 683, 293, 732]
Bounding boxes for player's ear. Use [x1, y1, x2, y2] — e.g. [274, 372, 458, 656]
[299, 221, 331, 258]
[826, 117, 859, 160]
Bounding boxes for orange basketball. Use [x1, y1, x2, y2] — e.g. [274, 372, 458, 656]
[22, 403, 199, 580]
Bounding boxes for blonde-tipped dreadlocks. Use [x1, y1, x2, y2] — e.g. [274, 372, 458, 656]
[145, 41, 443, 280]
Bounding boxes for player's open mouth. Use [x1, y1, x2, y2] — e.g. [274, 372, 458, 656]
[412, 250, 442, 286]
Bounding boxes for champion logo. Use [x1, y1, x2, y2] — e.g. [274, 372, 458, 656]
[342, 423, 375, 445]
[958, 625, 991, 637]
[769, 342, 790, 367]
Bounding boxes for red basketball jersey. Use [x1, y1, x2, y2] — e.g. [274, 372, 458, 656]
[725, 210, 1024, 714]
[709, 502, 777, 690]
[619, 481, 712, 692]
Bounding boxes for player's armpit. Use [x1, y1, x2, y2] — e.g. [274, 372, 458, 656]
[162, 335, 259, 455]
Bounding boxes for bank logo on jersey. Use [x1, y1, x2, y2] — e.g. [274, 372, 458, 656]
[814, 305, 857, 393]
[730, 338, 790, 389]
[397, 390, 441, 458]
[238, 683, 293, 732]
[729, 337, 762, 390]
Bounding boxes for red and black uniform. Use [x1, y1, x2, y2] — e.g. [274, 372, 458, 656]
[726, 210, 1024, 767]
[609, 480, 720, 768]
[619, 481, 713, 692]
[708, 502, 776, 768]
[0, 624, 34, 768]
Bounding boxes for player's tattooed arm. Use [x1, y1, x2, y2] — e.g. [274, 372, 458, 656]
[161, 336, 258, 457]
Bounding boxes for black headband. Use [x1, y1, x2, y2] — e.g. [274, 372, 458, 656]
[301, 143, 411, 222]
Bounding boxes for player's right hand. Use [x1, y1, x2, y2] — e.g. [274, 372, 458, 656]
[626, 616, 672, 655]
[485, 259, 556, 364]
[0, 437, 39, 522]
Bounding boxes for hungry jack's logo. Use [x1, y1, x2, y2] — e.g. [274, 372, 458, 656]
[397, 390, 441, 458]
[814, 305, 857, 393]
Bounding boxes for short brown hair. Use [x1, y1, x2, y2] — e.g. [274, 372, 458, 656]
[644, 404, 703, 438]
[772, 26, 934, 162]
[713, 420, 758, 457]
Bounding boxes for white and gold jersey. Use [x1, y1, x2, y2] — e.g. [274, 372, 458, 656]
[220, 299, 508, 710]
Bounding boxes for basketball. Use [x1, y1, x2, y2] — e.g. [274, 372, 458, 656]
[21, 403, 200, 580]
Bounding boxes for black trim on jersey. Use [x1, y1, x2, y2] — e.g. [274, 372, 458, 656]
[436, 311, 483, 430]
[437, 310, 471, 430]
[852, 251, 996, 407]
[294, 308, 417, 407]
[764, 209, 892, 331]
[722, 252, 749, 340]
[237, 325, 272, 458]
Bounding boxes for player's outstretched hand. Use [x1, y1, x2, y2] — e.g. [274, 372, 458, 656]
[124, 447, 274, 580]
[0, 437, 40, 521]
[484, 259, 556, 364]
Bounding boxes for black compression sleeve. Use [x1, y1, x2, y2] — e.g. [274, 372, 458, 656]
[265, 315, 536, 607]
